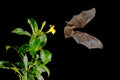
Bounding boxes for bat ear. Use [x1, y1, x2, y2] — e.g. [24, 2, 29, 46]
[65, 21, 73, 26]
[65, 21, 68, 23]
[65, 21, 69, 25]
[65, 21, 68, 25]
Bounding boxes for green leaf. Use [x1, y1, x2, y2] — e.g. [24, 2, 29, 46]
[38, 34, 47, 48]
[6, 46, 11, 52]
[0, 61, 14, 68]
[28, 61, 33, 65]
[11, 67, 23, 80]
[42, 65, 50, 77]
[17, 44, 29, 59]
[36, 66, 43, 74]
[29, 50, 36, 58]
[29, 34, 47, 58]
[22, 54, 28, 80]
[40, 49, 52, 64]
[15, 62, 24, 67]
[23, 54, 28, 71]
[29, 35, 36, 57]
[34, 39, 41, 51]
[31, 67, 36, 75]
[15, 62, 24, 70]
[33, 54, 39, 66]
[18, 43, 29, 54]
[29, 35, 40, 57]
[28, 74, 35, 80]
[35, 62, 45, 75]
[6, 46, 18, 53]
[28, 18, 38, 33]
[36, 74, 44, 80]
[11, 28, 31, 36]
[35, 64, 50, 76]
[0, 61, 22, 79]
[23, 71, 27, 80]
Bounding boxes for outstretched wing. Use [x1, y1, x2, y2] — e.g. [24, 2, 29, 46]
[72, 31, 103, 49]
[66, 8, 96, 28]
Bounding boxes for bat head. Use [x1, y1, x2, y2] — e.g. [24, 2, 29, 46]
[64, 26, 74, 38]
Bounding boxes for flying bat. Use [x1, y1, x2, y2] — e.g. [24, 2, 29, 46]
[64, 8, 103, 49]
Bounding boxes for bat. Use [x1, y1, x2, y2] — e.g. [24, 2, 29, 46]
[64, 8, 103, 49]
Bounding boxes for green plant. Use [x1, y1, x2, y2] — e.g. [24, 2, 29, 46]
[0, 18, 56, 80]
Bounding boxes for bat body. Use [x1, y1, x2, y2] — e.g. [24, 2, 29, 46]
[64, 8, 103, 49]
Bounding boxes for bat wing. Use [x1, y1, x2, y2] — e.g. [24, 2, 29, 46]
[66, 8, 96, 28]
[72, 31, 103, 49]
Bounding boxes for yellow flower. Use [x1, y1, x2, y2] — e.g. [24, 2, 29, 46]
[46, 25, 56, 35]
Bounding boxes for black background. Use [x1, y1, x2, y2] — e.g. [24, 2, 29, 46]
[0, 0, 108, 80]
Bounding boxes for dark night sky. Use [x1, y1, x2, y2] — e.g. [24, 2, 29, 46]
[0, 0, 109, 80]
